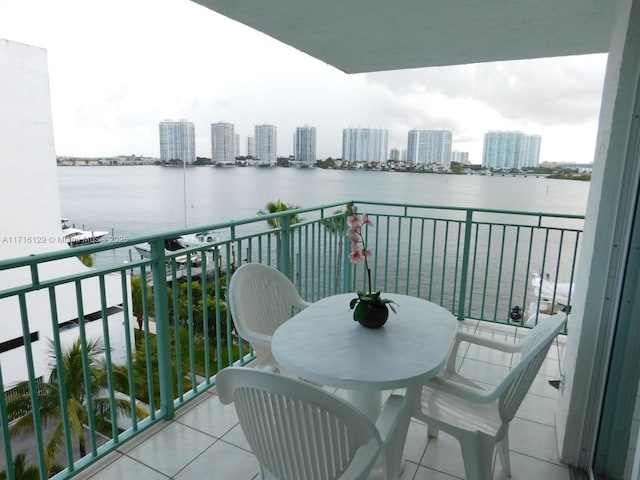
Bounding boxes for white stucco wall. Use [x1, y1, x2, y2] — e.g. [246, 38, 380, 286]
[0, 39, 63, 257]
[556, 0, 640, 470]
[0, 39, 133, 387]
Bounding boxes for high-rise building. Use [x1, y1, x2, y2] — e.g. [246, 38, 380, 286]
[518, 134, 542, 168]
[255, 124, 277, 165]
[294, 126, 317, 165]
[406, 130, 452, 166]
[247, 137, 255, 158]
[342, 128, 388, 163]
[482, 131, 541, 169]
[159, 119, 195, 164]
[451, 151, 470, 164]
[389, 148, 400, 161]
[235, 133, 240, 158]
[211, 122, 235, 165]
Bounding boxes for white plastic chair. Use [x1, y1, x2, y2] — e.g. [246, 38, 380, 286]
[228, 263, 311, 370]
[408, 313, 567, 480]
[216, 367, 411, 480]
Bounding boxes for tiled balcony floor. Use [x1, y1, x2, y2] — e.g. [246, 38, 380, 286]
[82, 320, 569, 480]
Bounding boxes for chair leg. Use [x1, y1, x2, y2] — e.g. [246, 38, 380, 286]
[459, 433, 495, 480]
[497, 435, 511, 476]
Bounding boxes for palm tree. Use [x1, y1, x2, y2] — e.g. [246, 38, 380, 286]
[258, 199, 303, 271]
[0, 454, 39, 480]
[257, 199, 302, 229]
[131, 276, 148, 330]
[6, 338, 147, 474]
[78, 254, 94, 268]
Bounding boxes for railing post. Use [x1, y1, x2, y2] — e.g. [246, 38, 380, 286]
[457, 210, 474, 321]
[279, 215, 291, 277]
[150, 239, 175, 419]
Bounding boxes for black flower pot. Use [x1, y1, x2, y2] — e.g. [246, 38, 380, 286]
[353, 301, 389, 329]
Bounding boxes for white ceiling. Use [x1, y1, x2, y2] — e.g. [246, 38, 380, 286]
[192, 0, 616, 73]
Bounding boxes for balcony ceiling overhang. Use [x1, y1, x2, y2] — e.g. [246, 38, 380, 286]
[192, 0, 615, 73]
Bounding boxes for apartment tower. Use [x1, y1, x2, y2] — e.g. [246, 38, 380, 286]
[406, 130, 452, 166]
[159, 119, 195, 164]
[451, 151, 470, 164]
[294, 126, 317, 165]
[482, 131, 541, 169]
[342, 128, 388, 163]
[255, 124, 277, 166]
[247, 136, 255, 158]
[211, 122, 235, 165]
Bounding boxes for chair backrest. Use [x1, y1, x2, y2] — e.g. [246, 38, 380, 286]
[228, 263, 310, 360]
[497, 313, 566, 423]
[216, 367, 381, 480]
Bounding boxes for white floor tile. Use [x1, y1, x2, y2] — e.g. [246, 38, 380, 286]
[177, 393, 239, 438]
[457, 358, 511, 386]
[464, 343, 514, 367]
[174, 440, 260, 480]
[413, 465, 463, 480]
[515, 393, 558, 427]
[221, 423, 252, 451]
[403, 420, 430, 464]
[493, 451, 570, 480]
[508, 417, 562, 465]
[88, 454, 170, 480]
[421, 432, 470, 479]
[538, 357, 562, 377]
[398, 461, 420, 480]
[528, 373, 560, 399]
[125, 422, 217, 477]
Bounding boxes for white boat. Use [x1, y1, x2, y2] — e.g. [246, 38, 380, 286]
[524, 272, 574, 323]
[133, 232, 218, 264]
[61, 219, 108, 247]
[532, 272, 574, 305]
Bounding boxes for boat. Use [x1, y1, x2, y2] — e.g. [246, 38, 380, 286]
[133, 231, 219, 264]
[523, 272, 574, 323]
[61, 219, 108, 247]
[531, 272, 574, 305]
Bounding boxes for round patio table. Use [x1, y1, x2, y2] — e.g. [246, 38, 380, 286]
[272, 292, 458, 419]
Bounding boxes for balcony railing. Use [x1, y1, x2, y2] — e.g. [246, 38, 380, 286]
[0, 200, 583, 479]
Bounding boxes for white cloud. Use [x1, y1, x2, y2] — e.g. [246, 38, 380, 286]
[1, 0, 607, 163]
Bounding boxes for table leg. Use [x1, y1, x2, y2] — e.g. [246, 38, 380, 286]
[347, 390, 407, 479]
[348, 389, 382, 419]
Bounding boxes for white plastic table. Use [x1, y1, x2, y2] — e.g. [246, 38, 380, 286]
[272, 292, 458, 420]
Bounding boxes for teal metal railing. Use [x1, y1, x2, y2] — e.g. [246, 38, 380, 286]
[0, 201, 582, 479]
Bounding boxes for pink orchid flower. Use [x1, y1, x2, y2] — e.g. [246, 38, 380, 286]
[349, 247, 365, 263]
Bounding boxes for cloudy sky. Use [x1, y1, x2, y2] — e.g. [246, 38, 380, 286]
[1, 0, 608, 164]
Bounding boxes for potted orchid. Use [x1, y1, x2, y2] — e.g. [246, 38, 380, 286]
[346, 205, 397, 328]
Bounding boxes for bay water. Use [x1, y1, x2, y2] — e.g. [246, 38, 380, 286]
[57, 166, 589, 269]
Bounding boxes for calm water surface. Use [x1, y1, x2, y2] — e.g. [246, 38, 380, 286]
[58, 166, 589, 241]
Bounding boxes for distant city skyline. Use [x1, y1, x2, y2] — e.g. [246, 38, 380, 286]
[167, 120, 550, 167]
[2, 1, 607, 165]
